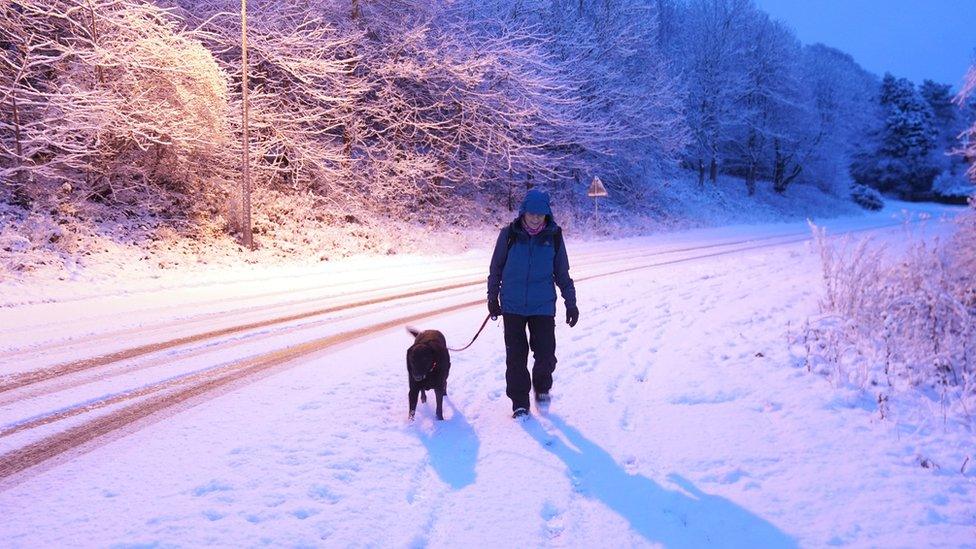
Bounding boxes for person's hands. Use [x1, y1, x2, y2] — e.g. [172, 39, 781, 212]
[566, 305, 579, 327]
[488, 297, 502, 319]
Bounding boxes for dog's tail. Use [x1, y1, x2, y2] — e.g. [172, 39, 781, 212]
[406, 326, 420, 338]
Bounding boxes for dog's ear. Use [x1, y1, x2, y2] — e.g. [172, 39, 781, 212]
[406, 326, 420, 339]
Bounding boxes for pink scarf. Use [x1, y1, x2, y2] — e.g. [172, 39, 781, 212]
[522, 217, 545, 236]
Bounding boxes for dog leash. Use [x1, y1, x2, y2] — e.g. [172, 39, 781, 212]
[448, 313, 493, 352]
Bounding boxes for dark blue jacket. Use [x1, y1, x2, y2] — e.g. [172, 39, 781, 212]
[487, 217, 576, 317]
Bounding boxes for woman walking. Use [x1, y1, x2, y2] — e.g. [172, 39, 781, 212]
[487, 189, 578, 419]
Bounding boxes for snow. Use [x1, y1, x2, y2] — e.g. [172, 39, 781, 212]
[0, 201, 973, 547]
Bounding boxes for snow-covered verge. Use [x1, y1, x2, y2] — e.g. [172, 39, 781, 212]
[605, 174, 865, 233]
[0, 174, 862, 305]
[0, 190, 491, 306]
[797, 208, 976, 453]
[0, 206, 972, 547]
[537, 174, 866, 239]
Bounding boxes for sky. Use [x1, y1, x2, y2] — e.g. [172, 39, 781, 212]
[753, 0, 976, 88]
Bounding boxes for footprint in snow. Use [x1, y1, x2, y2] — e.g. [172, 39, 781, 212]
[758, 401, 782, 413]
[290, 508, 319, 520]
[622, 455, 639, 474]
[192, 480, 233, 497]
[701, 468, 750, 485]
[541, 502, 565, 539]
[669, 390, 745, 405]
[202, 509, 225, 521]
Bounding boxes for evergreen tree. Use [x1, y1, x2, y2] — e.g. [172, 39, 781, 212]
[851, 74, 939, 196]
[920, 79, 967, 178]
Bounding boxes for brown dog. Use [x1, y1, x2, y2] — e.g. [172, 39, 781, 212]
[406, 327, 451, 420]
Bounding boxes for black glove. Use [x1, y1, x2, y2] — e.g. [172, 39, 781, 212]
[566, 305, 579, 327]
[488, 297, 502, 319]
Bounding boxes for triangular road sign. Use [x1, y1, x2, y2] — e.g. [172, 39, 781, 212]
[587, 176, 608, 197]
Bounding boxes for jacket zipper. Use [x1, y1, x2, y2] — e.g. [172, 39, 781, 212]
[524, 234, 533, 309]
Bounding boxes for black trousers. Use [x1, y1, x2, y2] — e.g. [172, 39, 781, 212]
[503, 314, 556, 411]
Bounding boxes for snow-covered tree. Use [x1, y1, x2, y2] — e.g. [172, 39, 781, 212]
[0, 0, 233, 207]
[799, 44, 880, 194]
[659, 0, 754, 186]
[4, 0, 940, 234]
[174, 0, 597, 218]
[661, 0, 822, 195]
[464, 0, 690, 208]
[720, 9, 809, 195]
[920, 79, 969, 183]
[175, 1, 368, 204]
[851, 74, 940, 196]
[956, 66, 976, 182]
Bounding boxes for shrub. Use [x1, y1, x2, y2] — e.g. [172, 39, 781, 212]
[850, 183, 884, 210]
[1, 0, 232, 208]
[932, 171, 975, 198]
[799, 213, 976, 425]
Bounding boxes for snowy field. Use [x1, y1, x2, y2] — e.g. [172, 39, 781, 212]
[0, 202, 973, 547]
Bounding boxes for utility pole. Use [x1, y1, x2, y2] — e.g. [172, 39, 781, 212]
[240, 0, 254, 249]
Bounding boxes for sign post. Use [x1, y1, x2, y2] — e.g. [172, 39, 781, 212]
[587, 176, 608, 223]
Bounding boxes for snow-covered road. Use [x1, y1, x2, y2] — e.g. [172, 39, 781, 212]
[0, 205, 972, 547]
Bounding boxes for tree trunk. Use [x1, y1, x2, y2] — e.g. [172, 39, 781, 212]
[697, 159, 705, 188]
[746, 165, 757, 196]
[772, 139, 783, 191]
[709, 157, 717, 184]
[772, 139, 801, 194]
[342, 122, 353, 157]
[777, 165, 802, 194]
[86, 0, 105, 85]
[507, 178, 514, 212]
[11, 92, 25, 188]
[351, 0, 360, 20]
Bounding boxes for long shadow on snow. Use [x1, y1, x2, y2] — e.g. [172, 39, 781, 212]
[522, 414, 796, 548]
[413, 400, 480, 489]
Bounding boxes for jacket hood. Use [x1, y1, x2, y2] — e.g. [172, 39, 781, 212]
[519, 189, 552, 216]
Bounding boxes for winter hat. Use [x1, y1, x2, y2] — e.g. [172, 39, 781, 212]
[519, 189, 552, 216]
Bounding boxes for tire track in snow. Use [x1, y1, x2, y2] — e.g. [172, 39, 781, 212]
[0, 270, 479, 352]
[0, 300, 482, 485]
[0, 285, 470, 406]
[0, 280, 479, 393]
